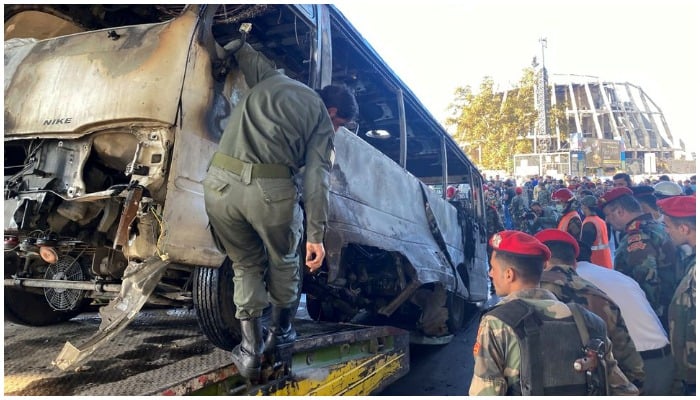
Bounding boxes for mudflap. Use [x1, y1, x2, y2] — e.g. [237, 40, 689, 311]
[53, 255, 171, 370]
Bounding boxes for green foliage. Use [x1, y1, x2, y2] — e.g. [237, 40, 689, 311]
[446, 67, 566, 173]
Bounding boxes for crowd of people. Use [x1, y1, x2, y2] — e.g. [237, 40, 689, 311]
[470, 172, 696, 396]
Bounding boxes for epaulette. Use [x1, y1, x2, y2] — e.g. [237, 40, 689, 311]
[625, 220, 641, 233]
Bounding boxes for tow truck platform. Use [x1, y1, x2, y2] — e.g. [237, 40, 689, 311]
[4, 308, 409, 395]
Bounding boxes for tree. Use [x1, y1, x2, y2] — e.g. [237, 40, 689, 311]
[446, 67, 567, 173]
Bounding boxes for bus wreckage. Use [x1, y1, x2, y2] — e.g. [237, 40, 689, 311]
[4, 4, 490, 370]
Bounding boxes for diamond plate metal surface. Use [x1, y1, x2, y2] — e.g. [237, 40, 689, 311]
[4, 308, 232, 396]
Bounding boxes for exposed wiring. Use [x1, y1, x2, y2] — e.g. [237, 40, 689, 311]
[150, 205, 167, 259]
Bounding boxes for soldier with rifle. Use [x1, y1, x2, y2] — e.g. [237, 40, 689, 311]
[469, 230, 638, 396]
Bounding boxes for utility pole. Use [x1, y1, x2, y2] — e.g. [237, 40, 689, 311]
[535, 37, 550, 154]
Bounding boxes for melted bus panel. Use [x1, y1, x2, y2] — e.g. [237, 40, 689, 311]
[3, 5, 489, 369]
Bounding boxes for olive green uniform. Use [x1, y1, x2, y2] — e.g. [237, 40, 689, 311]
[540, 264, 645, 387]
[669, 253, 696, 395]
[469, 288, 639, 396]
[204, 43, 335, 319]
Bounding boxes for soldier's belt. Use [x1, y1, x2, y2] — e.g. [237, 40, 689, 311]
[639, 343, 671, 360]
[211, 152, 291, 179]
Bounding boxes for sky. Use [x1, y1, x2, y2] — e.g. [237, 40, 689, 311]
[335, 0, 700, 155]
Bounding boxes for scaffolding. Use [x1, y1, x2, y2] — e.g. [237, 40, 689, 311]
[549, 74, 686, 162]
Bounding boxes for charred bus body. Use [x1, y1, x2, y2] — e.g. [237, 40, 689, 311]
[4, 5, 489, 367]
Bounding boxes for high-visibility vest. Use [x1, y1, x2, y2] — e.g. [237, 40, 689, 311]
[557, 211, 581, 237]
[582, 215, 612, 269]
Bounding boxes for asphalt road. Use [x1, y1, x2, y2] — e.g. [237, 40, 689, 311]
[377, 304, 482, 396]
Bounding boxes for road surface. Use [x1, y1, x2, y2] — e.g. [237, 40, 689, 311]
[378, 304, 481, 395]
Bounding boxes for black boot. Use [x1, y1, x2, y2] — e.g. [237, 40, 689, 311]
[263, 306, 297, 356]
[231, 318, 263, 380]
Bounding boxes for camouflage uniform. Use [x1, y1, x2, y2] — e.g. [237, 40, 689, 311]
[509, 194, 527, 232]
[535, 185, 551, 206]
[614, 214, 678, 327]
[527, 205, 559, 234]
[540, 265, 645, 387]
[469, 288, 639, 396]
[668, 253, 696, 395]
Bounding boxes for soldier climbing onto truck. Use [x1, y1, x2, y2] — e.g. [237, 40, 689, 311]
[204, 34, 358, 380]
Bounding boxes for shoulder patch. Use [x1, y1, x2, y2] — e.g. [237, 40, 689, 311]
[473, 341, 481, 356]
[627, 241, 646, 252]
[627, 233, 642, 243]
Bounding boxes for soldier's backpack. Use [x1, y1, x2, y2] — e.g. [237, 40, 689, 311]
[484, 299, 608, 395]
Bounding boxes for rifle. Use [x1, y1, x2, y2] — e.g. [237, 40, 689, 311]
[573, 338, 607, 395]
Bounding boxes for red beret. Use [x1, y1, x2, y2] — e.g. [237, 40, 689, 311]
[490, 230, 551, 261]
[534, 229, 580, 258]
[657, 195, 696, 218]
[598, 187, 633, 208]
[515, 187, 523, 194]
[446, 186, 457, 198]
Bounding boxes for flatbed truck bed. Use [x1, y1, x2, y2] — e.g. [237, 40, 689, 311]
[4, 308, 409, 395]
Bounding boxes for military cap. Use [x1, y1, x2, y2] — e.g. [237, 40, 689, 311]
[598, 187, 633, 208]
[630, 185, 655, 197]
[656, 195, 696, 218]
[534, 228, 580, 258]
[580, 195, 598, 208]
[654, 181, 683, 197]
[490, 230, 551, 261]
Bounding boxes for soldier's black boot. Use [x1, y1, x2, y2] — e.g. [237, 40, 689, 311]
[231, 318, 263, 380]
[263, 306, 297, 356]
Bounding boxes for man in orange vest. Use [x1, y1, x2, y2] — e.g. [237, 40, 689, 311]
[580, 195, 613, 268]
[552, 188, 582, 239]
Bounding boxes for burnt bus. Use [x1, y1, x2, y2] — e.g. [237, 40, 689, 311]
[4, 4, 489, 368]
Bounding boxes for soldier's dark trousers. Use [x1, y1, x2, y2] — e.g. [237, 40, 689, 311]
[204, 165, 302, 319]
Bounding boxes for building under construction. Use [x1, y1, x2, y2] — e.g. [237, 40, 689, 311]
[514, 73, 694, 177]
